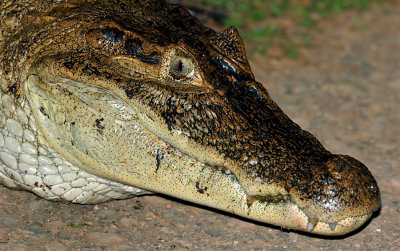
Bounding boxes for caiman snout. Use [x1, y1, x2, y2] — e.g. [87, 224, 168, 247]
[286, 154, 381, 233]
[217, 80, 380, 235]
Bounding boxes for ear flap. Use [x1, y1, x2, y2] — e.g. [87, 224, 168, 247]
[210, 26, 252, 74]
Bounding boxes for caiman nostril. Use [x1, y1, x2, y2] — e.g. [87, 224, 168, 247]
[326, 156, 348, 174]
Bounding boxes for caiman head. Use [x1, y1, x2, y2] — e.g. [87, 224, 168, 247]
[2, 0, 380, 235]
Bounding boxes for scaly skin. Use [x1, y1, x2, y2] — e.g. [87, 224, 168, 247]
[0, 0, 380, 235]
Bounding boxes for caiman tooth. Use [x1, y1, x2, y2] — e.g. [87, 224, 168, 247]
[246, 195, 255, 208]
[307, 217, 318, 232]
[329, 223, 337, 231]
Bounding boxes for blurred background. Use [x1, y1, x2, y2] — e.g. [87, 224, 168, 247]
[168, 0, 388, 58]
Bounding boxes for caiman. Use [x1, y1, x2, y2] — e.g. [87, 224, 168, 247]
[0, 0, 380, 236]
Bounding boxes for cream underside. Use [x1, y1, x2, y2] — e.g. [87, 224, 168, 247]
[0, 75, 149, 203]
[0, 74, 370, 235]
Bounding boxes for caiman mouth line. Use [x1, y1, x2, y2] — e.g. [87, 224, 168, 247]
[203, 163, 371, 234]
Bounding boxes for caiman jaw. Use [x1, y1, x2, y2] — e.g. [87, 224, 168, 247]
[26, 65, 379, 236]
[205, 165, 375, 235]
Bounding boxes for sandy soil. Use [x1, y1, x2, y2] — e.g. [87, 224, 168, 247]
[1, 1, 399, 250]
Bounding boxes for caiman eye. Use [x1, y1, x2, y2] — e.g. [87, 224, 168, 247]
[161, 48, 203, 87]
[170, 56, 195, 79]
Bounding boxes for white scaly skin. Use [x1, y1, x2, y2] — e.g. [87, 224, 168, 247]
[0, 74, 150, 203]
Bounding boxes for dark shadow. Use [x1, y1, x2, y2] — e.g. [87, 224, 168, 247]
[140, 193, 382, 239]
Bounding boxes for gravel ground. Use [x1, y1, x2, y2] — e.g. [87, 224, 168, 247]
[1, 1, 399, 250]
